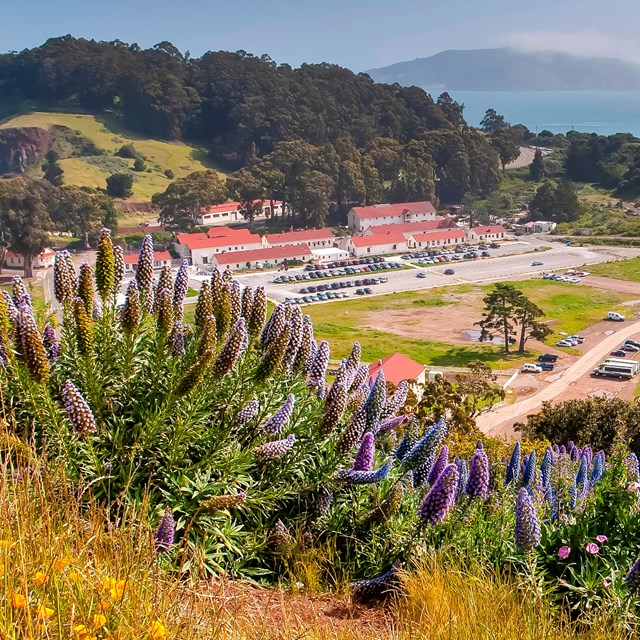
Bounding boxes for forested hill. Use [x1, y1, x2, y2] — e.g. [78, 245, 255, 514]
[367, 48, 640, 91]
[0, 36, 501, 205]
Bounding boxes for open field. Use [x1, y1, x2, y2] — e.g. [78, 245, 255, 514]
[588, 256, 640, 283]
[1, 111, 225, 201]
[305, 279, 636, 367]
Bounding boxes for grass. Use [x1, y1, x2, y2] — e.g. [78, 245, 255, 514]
[588, 257, 640, 283]
[0, 111, 226, 201]
[305, 280, 635, 366]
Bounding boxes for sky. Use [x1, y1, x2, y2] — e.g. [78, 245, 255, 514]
[2, 0, 640, 70]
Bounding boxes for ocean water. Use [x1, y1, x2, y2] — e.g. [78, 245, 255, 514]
[448, 91, 640, 137]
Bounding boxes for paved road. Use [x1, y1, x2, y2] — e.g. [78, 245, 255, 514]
[232, 239, 640, 303]
[477, 319, 640, 436]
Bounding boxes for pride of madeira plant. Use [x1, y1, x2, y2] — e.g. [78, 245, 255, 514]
[2, 231, 640, 625]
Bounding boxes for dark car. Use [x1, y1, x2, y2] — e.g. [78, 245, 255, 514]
[363, 288, 373, 294]
[538, 354, 559, 363]
[539, 363, 555, 371]
[481, 251, 490, 257]
[354, 279, 363, 286]
[625, 340, 640, 348]
[490, 243, 500, 249]
[444, 268, 455, 275]
[355, 288, 364, 295]
[611, 350, 627, 357]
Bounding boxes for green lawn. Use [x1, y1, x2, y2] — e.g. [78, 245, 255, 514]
[1, 112, 226, 201]
[587, 257, 640, 283]
[304, 279, 636, 366]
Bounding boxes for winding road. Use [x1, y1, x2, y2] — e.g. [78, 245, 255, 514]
[477, 318, 640, 436]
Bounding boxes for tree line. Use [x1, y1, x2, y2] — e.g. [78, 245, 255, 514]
[1, 37, 502, 215]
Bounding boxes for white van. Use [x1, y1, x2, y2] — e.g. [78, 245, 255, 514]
[607, 312, 625, 322]
[523, 363, 542, 373]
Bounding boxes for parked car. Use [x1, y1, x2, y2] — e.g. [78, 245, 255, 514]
[481, 251, 490, 257]
[607, 312, 626, 321]
[556, 340, 574, 347]
[532, 261, 544, 266]
[611, 350, 627, 357]
[363, 288, 373, 295]
[622, 344, 640, 352]
[416, 271, 427, 278]
[523, 363, 543, 373]
[490, 243, 500, 249]
[625, 340, 640, 348]
[568, 335, 585, 343]
[538, 354, 559, 363]
[539, 363, 555, 371]
[355, 288, 364, 295]
[444, 268, 455, 275]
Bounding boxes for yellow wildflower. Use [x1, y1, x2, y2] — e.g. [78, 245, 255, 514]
[108, 580, 126, 601]
[149, 621, 167, 639]
[98, 599, 110, 611]
[93, 613, 107, 628]
[0, 540, 14, 550]
[36, 604, 55, 620]
[74, 624, 90, 636]
[69, 570, 81, 582]
[102, 577, 117, 591]
[54, 556, 73, 572]
[11, 593, 27, 609]
[34, 571, 48, 586]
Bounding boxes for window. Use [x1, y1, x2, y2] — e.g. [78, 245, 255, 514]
[202, 256, 209, 264]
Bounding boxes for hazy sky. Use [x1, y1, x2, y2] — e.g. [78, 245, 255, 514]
[2, 0, 640, 70]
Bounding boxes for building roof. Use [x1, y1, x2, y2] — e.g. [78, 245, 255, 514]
[175, 232, 208, 245]
[412, 229, 466, 243]
[214, 243, 312, 265]
[368, 218, 457, 235]
[350, 233, 408, 247]
[202, 199, 282, 215]
[206, 226, 255, 239]
[124, 251, 171, 264]
[523, 222, 536, 228]
[367, 353, 425, 386]
[180, 233, 262, 251]
[472, 225, 507, 235]
[351, 201, 435, 220]
[265, 228, 335, 245]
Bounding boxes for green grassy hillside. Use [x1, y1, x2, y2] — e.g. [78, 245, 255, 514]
[0, 111, 225, 201]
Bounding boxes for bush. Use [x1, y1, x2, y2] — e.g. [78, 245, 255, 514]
[164, 169, 175, 179]
[116, 144, 142, 159]
[133, 157, 147, 172]
[106, 172, 134, 198]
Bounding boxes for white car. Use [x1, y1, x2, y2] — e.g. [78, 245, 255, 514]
[523, 363, 543, 373]
[556, 339, 574, 347]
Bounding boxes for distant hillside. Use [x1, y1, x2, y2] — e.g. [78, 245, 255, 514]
[367, 48, 640, 91]
[0, 112, 222, 201]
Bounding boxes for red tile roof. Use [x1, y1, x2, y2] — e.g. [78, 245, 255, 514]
[369, 218, 457, 235]
[180, 234, 262, 250]
[351, 201, 435, 220]
[206, 226, 254, 239]
[124, 251, 171, 264]
[214, 244, 313, 265]
[472, 225, 506, 235]
[265, 228, 335, 245]
[412, 229, 466, 243]
[175, 232, 207, 245]
[350, 233, 408, 247]
[368, 353, 425, 386]
[202, 200, 282, 214]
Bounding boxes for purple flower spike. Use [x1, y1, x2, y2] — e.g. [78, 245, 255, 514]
[376, 414, 408, 435]
[515, 487, 541, 552]
[61, 380, 97, 435]
[154, 511, 175, 553]
[340, 459, 393, 485]
[465, 449, 490, 499]
[418, 463, 459, 525]
[625, 555, 640, 594]
[236, 399, 259, 426]
[428, 445, 449, 486]
[255, 434, 296, 460]
[352, 432, 375, 471]
[263, 395, 295, 434]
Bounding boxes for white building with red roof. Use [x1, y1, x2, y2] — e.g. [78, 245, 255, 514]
[173, 226, 263, 265]
[363, 218, 457, 238]
[348, 201, 436, 233]
[123, 251, 172, 273]
[367, 353, 426, 390]
[412, 229, 467, 248]
[347, 232, 410, 257]
[468, 225, 507, 242]
[196, 200, 283, 227]
[264, 228, 335, 249]
[213, 244, 313, 271]
[4, 248, 56, 270]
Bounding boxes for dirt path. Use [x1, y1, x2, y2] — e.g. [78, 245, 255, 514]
[477, 318, 640, 437]
[580, 275, 640, 296]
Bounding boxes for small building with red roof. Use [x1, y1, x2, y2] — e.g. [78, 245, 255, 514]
[412, 229, 467, 248]
[213, 244, 313, 271]
[468, 225, 507, 242]
[173, 227, 263, 264]
[364, 218, 457, 238]
[348, 201, 436, 233]
[367, 353, 426, 389]
[265, 228, 335, 249]
[196, 200, 283, 227]
[347, 232, 410, 257]
[123, 251, 172, 273]
[4, 248, 56, 270]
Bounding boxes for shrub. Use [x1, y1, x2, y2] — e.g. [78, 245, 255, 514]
[133, 157, 147, 172]
[106, 173, 134, 198]
[164, 169, 175, 179]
